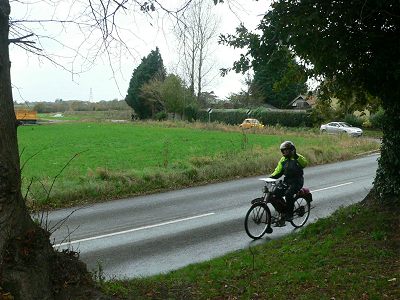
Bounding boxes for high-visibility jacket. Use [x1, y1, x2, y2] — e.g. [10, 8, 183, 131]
[270, 153, 308, 184]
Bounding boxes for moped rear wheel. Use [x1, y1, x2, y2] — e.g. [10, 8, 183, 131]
[245, 203, 272, 239]
[290, 197, 311, 228]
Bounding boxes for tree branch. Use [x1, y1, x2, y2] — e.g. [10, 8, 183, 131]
[8, 33, 34, 44]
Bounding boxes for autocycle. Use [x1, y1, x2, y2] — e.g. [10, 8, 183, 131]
[244, 178, 313, 239]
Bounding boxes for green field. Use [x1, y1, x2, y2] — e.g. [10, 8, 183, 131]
[19, 122, 278, 177]
[18, 122, 380, 209]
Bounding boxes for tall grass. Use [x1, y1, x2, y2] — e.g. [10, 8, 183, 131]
[18, 121, 379, 209]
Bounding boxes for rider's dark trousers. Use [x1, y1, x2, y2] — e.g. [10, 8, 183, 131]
[284, 178, 304, 217]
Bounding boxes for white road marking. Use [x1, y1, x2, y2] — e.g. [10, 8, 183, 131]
[311, 182, 353, 193]
[53, 212, 215, 248]
[53, 182, 353, 247]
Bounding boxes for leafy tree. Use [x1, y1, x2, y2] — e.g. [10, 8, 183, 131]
[140, 77, 165, 116]
[141, 74, 196, 119]
[198, 91, 219, 108]
[227, 90, 263, 109]
[317, 78, 382, 117]
[160, 74, 192, 118]
[224, 0, 400, 201]
[220, 25, 307, 108]
[125, 47, 166, 119]
[252, 47, 307, 108]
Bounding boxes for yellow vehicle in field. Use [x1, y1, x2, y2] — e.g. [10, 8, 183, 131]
[239, 118, 264, 129]
[15, 109, 37, 124]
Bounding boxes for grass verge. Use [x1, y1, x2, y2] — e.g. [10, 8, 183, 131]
[101, 200, 399, 299]
[363, 129, 384, 139]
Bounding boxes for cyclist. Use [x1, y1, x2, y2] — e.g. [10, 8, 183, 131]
[270, 141, 308, 226]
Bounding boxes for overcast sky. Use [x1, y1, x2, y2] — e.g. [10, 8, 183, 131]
[10, 0, 270, 103]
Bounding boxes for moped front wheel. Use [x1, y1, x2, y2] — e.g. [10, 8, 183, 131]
[244, 203, 272, 239]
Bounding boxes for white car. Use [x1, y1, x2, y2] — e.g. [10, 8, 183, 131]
[320, 122, 363, 137]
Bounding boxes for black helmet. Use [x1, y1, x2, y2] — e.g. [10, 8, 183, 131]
[280, 141, 295, 152]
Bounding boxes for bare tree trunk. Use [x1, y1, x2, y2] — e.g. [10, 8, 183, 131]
[1, 1, 56, 298]
[190, 37, 196, 96]
[197, 43, 203, 102]
[174, 0, 219, 103]
[3, 0, 206, 298]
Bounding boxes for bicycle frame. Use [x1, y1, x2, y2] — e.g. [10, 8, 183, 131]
[245, 178, 313, 239]
[259, 178, 312, 224]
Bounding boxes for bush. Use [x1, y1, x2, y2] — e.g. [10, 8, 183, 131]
[155, 111, 167, 121]
[197, 109, 247, 125]
[369, 108, 385, 129]
[254, 110, 313, 127]
[196, 108, 312, 127]
[344, 114, 364, 127]
[184, 105, 199, 122]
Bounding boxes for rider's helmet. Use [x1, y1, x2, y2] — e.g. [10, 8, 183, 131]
[280, 141, 296, 157]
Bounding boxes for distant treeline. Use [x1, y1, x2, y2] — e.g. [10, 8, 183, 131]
[17, 100, 131, 113]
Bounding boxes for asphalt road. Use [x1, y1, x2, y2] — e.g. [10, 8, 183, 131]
[47, 153, 379, 279]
